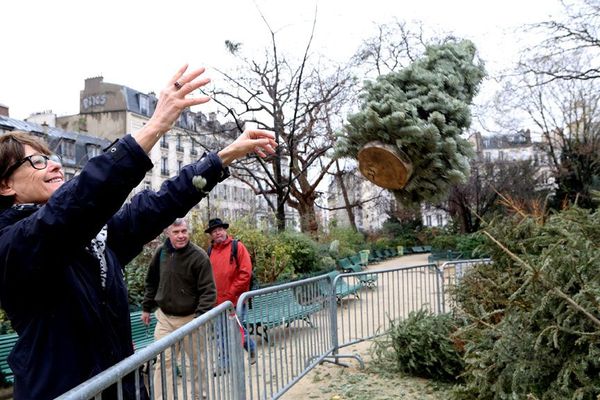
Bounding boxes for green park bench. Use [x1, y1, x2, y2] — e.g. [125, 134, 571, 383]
[326, 271, 362, 302]
[339, 264, 378, 288]
[0, 333, 18, 384]
[129, 310, 156, 352]
[243, 288, 322, 343]
[373, 249, 389, 261]
[428, 249, 464, 264]
[349, 254, 365, 269]
[337, 257, 358, 272]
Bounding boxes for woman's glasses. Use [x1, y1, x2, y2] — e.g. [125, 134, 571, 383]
[3, 154, 62, 178]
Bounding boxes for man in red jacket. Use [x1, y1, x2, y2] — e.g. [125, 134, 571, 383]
[205, 218, 256, 366]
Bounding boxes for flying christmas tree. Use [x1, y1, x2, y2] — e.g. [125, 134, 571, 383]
[339, 39, 486, 206]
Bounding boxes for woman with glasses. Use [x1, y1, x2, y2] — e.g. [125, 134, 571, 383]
[0, 65, 276, 400]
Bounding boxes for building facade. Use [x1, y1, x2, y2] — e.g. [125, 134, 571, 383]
[0, 115, 111, 182]
[39, 76, 298, 230]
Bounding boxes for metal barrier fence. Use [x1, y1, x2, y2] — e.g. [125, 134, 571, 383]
[439, 258, 492, 311]
[236, 275, 335, 400]
[56, 259, 490, 400]
[56, 302, 244, 400]
[332, 263, 444, 356]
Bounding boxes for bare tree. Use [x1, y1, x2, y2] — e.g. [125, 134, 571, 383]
[207, 11, 356, 235]
[519, 0, 600, 84]
[443, 159, 546, 233]
[352, 20, 427, 76]
[497, 58, 600, 209]
[491, 0, 600, 210]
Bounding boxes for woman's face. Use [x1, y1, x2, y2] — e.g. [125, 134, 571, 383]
[1, 145, 64, 205]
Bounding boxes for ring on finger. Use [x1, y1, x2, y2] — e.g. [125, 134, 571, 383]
[174, 81, 183, 90]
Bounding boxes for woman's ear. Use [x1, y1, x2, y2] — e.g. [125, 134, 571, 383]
[0, 179, 15, 197]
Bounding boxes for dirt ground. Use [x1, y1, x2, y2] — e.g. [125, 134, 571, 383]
[281, 342, 453, 400]
[280, 254, 454, 400]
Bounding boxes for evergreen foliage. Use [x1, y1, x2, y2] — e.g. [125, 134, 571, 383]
[124, 239, 161, 309]
[323, 226, 367, 258]
[339, 39, 486, 206]
[381, 215, 422, 246]
[452, 205, 600, 399]
[371, 309, 465, 382]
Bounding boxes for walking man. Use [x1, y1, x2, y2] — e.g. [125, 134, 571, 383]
[141, 218, 216, 399]
[205, 218, 257, 365]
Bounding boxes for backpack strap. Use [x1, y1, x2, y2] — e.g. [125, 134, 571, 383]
[207, 239, 239, 268]
[231, 239, 239, 268]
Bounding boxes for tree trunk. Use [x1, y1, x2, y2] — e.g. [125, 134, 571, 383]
[297, 197, 319, 237]
[335, 160, 358, 231]
[273, 116, 287, 232]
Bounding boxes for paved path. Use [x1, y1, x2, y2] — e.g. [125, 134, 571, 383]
[246, 253, 435, 400]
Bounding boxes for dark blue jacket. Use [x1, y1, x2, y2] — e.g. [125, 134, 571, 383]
[0, 135, 228, 400]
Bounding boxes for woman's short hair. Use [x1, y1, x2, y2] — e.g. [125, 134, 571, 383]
[0, 131, 52, 180]
[0, 131, 52, 208]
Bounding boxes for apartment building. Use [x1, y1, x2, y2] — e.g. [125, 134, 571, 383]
[327, 167, 395, 232]
[2, 76, 299, 230]
[0, 115, 111, 181]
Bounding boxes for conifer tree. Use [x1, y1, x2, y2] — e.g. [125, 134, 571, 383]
[339, 39, 486, 206]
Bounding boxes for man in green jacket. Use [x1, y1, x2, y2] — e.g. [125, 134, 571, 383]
[142, 218, 216, 399]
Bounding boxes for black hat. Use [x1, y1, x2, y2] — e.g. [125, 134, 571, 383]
[205, 218, 229, 233]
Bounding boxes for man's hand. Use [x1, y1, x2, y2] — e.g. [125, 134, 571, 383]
[141, 311, 151, 325]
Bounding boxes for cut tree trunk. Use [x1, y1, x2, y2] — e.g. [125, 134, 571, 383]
[357, 141, 413, 190]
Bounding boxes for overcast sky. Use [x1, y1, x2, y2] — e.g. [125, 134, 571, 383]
[1, 0, 563, 125]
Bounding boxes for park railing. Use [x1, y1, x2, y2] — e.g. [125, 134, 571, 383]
[55, 302, 244, 400]
[236, 275, 335, 400]
[56, 258, 490, 400]
[332, 263, 444, 355]
[439, 258, 493, 311]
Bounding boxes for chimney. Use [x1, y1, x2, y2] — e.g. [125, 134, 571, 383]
[84, 76, 104, 91]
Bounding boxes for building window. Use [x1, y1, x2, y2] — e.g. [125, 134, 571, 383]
[191, 140, 198, 156]
[65, 172, 74, 181]
[139, 94, 150, 116]
[161, 157, 169, 176]
[176, 135, 183, 152]
[160, 135, 168, 149]
[144, 180, 151, 190]
[186, 113, 196, 131]
[499, 151, 504, 161]
[426, 216, 432, 226]
[436, 215, 443, 226]
[86, 144, 101, 159]
[58, 139, 76, 163]
[178, 160, 183, 172]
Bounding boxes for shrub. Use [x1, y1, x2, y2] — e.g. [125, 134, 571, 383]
[455, 233, 486, 258]
[278, 232, 321, 275]
[324, 226, 366, 257]
[0, 310, 12, 334]
[371, 237, 394, 251]
[452, 206, 600, 399]
[124, 239, 161, 309]
[225, 224, 294, 284]
[430, 233, 460, 251]
[370, 309, 465, 382]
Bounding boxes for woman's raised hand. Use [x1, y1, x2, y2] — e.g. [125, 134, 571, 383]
[134, 64, 211, 152]
[218, 129, 277, 166]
